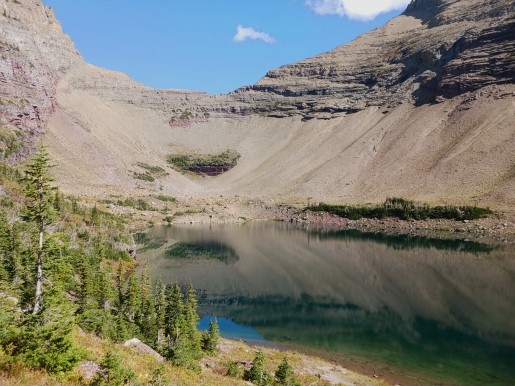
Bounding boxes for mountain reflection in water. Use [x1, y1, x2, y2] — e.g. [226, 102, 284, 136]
[139, 222, 515, 386]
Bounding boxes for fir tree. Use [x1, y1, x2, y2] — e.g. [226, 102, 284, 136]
[138, 266, 156, 343]
[163, 282, 191, 366]
[184, 282, 202, 360]
[202, 317, 220, 354]
[92, 350, 134, 386]
[154, 279, 166, 347]
[244, 350, 272, 386]
[124, 271, 141, 322]
[275, 357, 297, 386]
[21, 143, 56, 314]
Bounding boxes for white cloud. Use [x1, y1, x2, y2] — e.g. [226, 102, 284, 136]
[305, 0, 411, 20]
[233, 25, 276, 44]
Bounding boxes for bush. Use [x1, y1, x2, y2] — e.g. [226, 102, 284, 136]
[226, 361, 243, 378]
[167, 150, 240, 175]
[7, 316, 83, 374]
[308, 197, 493, 221]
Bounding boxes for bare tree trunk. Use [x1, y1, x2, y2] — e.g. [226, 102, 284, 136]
[33, 219, 43, 314]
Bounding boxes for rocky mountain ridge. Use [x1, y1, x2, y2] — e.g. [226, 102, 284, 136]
[0, 0, 514, 207]
[241, 0, 515, 119]
[0, 0, 81, 160]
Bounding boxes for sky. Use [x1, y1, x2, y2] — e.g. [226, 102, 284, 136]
[42, 0, 411, 95]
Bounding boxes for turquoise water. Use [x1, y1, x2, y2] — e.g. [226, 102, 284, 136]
[138, 222, 515, 385]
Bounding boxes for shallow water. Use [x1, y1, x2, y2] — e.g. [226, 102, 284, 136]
[138, 222, 515, 386]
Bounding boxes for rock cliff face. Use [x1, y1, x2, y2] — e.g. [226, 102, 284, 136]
[0, 0, 81, 161]
[239, 0, 515, 119]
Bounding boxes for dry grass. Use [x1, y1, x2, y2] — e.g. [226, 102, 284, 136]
[1, 330, 387, 386]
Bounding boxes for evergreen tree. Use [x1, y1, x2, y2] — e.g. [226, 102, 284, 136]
[21, 143, 56, 314]
[154, 279, 166, 347]
[137, 266, 156, 343]
[0, 213, 22, 289]
[275, 357, 297, 386]
[202, 317, 220, 354]
[184, 282, 202, 360]
[0, 212, 9, 288]
[124, 271, 141, 322]
[245, 350, 272, 386]
[92, 351, 134, 386]
[163, 282, 191, 365]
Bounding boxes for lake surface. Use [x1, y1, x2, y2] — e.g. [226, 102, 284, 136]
[137, 222, 515, 386]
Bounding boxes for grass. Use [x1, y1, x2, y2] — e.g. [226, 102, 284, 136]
[0, 125, 23, 159]
[167, 150, 240, 175]
[308, 197, 493, 221]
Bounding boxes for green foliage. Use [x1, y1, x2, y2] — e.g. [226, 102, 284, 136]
[0, 147, 212, 378]
[308, 197, 493, 221]
[275, 357, 298, 386]
[202, 318, 220, 354]
[226, 361, 244, 378]
[115, 197, 157, 211]
[21, 143, 57, 226]
[4, 313, 83, 374]
[133, 171, 155, 182]
[167, 149, 240, 175]
[148, 364, 169, 386]
[0, 125, 23, 159]
[133, 163, 168, 182]
[245, 350, 273, 385]
[92, 351, 135, 386]
[154, 194, 177, 203]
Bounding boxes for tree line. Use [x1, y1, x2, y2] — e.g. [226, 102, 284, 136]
[0, 144, 219, 375]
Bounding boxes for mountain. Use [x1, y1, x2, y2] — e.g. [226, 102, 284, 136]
[1, 0, 514, 208]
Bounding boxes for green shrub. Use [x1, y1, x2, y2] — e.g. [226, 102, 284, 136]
[155, 194, 177, 203]
[308, 197, 493, 221]
[167, 150, 240, 175]
[226, 361, 243, 378]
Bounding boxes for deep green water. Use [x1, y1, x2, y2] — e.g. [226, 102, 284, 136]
[138, 222, 515, 386]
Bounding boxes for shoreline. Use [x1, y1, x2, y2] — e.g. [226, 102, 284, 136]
[110, 196, 515, 246]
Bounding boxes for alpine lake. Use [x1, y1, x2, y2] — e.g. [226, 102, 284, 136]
[136, 221, 515, 386]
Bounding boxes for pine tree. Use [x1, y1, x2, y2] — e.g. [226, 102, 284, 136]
[184, 282, 202, 360]
[92, 351, 134, 386]
[244, 350, 272, 386]
[0, 212, 10, 287]
[137, 266, 156, 342]
[154, 279, 166, 347]
[21, 143, 56, 314]
[202, 317, 220, 353]
[163, 282, 191, 365]
[275, 357, 297, 386]
[124, 271, 141, 322]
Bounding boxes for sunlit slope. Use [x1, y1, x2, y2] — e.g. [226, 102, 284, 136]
[46, 63, 515, 208]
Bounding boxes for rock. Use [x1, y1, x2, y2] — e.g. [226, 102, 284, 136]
[78, 360, 101, 380]
[0, 0, 81, 162]
[123, 338, 164, 362]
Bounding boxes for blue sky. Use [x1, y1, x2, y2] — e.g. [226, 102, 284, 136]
[43, 0, 410, 95]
